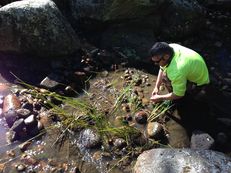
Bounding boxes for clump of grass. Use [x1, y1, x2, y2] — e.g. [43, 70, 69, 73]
[148, 100, 174, 122]
[15, 76, 140, 145]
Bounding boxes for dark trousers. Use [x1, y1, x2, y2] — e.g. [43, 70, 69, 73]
[174, 83, 231, 138]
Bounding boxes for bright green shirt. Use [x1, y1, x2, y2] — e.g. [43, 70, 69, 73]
[163, 43, 210, 96]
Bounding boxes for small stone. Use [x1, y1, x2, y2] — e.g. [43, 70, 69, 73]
[19, 141, 32, 152]
[16, 108, 31, 119]
[6, 150, 16, 157]
[113, 138, 127, 149]
[135, 111, 148, 124]
[16, 164, 26, 172]
[0, 163, 5, 172]
[6, 130, 17, 143]
[24, 115, 37, 128]
[92, 151, 102, 161]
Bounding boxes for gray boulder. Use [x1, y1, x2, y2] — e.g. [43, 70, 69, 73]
[0, 0, 80, 57]
[134, 148, 231, 173]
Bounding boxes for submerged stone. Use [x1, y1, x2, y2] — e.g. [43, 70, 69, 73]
[78, 129, 101, 149]
[190, 130, 215, 149]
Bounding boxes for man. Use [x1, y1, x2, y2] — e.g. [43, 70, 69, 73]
[149, 42, 210, 103]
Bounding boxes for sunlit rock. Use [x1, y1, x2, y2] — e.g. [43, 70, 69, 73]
[134, 149, 231, 173]
[0, 0, 80, 57]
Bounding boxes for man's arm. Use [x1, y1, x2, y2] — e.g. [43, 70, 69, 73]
[152, 68, 164, 95]
[150, 92, 182, 102]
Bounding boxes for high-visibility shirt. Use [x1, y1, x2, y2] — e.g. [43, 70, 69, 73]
[162, 43, 210, 96]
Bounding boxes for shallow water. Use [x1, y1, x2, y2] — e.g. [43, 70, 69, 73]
[0, 68, 230, 172]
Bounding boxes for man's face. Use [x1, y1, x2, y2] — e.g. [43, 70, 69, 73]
[151, 55, 163, 66]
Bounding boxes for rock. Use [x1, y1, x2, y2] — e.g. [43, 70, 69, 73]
[19, 141, 32, 152]
[6, 130, 17, 143]
[21, 102, 33, 111]
[146, 122, 164, 140]
[135, 111, 148, 124]
[78, 129, 101, 149]
[16, 163, 26, 172]
[11, 118, 26, 134]
[113, 138, 127, 149]
[4, 109, 18, 128]
[24, 114, 37, 129]
[40, 75, 62, 90]
[134, 148, 231, 173]
[3, 94, 21, 113]
[20, 154, 38, 165]
[190, 130, 215, 149]
[16, 108, 31, 119]
[0, 0, 80, 57]
[0, 83, 11, 97]
[0, 163, 5, 172]
[6, 149, 16, 157]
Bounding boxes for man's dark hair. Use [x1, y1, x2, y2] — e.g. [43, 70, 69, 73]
[149, 42, 174, 58]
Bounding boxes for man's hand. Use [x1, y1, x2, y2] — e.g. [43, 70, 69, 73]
[152, 87, 159, 96]
[150, 94, 163, 103]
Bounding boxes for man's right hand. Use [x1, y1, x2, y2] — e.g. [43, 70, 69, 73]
[152, 87, 159, 95]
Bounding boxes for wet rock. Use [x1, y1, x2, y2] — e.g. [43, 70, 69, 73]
[19, 141, 32, 152]
[133, 134, 147, 146]
[113, 138, 127, 149]
[146, 122, 164, 140]
[24, 114, 37, 129]
[92, 151, 102, 161]
[16, 108, 31, 119]
[6, 130, 17, 143]
[78, 129, 101, 148]
[16, 163, 26, 172]
[134, 149, 231, 173]
[11, 118, 25, 134]
[0, 163, 5, 172]
[124, 114, 133, 121]
[3, 94, 21, 113]
[0, 83, 11, 96]
[28, 123, 41, 137]
[6, 149, 16, 157]
[37, 121, 44, 131]
[135, 111, 148, 124]
[33, 102, 42, 111]
[21, 102, 33, 111]
[190, 130, 215, 149]
[40, 76, 62, 90]
[70, 167, 81, 173]
[4, 109, 18, 128]
[38, 112, 51, 127]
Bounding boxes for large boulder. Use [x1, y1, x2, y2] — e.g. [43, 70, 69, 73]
[99, 0, 205, 58]
[0, 0, 80, 57]
[134, 148, 231, 173]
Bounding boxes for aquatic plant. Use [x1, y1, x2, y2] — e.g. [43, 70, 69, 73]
[148, 100, 174, 122]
